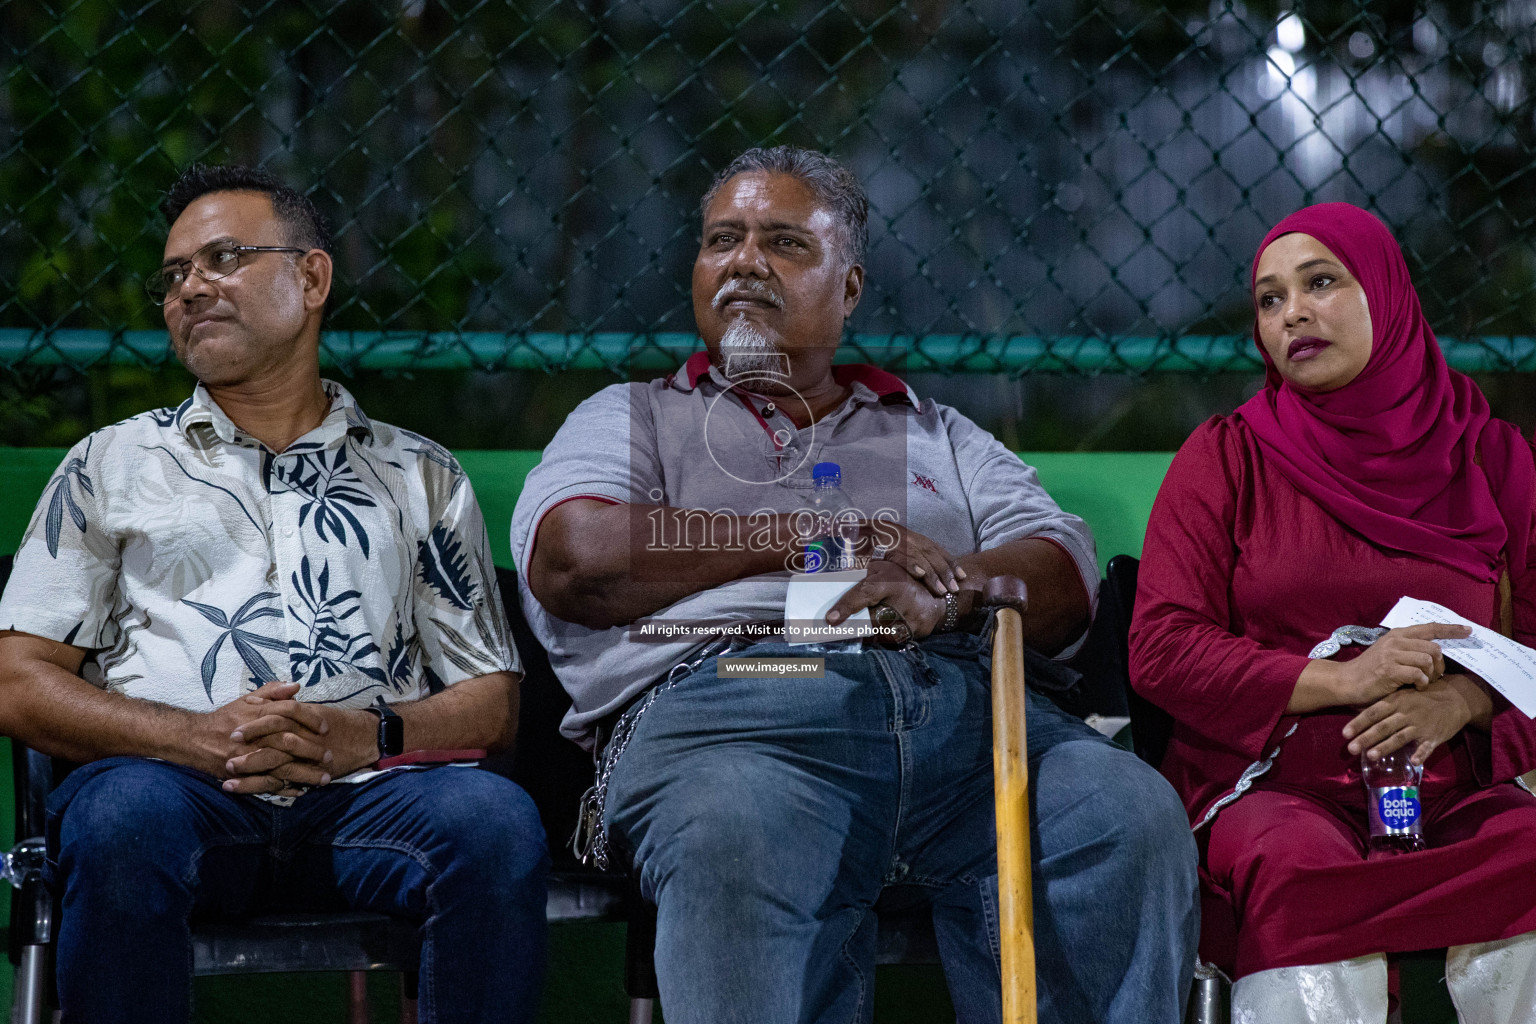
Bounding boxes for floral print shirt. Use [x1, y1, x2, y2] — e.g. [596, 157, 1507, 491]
[0, 380, 518, 717]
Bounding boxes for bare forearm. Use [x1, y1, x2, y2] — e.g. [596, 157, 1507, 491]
[282, 673, 522, 781]
[1287, 659, 1350, 714]
[0, 656, 207, 768]
[1288, 627, 1476, 715]
[394, 672, 520, 754]
[531, 502, 792, 627]
[958, 538, 1091, 656]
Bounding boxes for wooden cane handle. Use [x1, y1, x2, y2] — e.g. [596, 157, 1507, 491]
[982, 574, 1029, 613]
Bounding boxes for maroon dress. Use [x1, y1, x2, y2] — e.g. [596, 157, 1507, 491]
[1131, 415, 1536, 978]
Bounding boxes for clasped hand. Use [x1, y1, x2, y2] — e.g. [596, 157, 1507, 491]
[855, 522, 965, 597]
[826, 558, 948, 641]
[198, 681, 376, 798]
[1336, 623, 1475, 766]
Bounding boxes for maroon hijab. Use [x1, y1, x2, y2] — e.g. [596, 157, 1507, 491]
[1235, 202, 1533, 584]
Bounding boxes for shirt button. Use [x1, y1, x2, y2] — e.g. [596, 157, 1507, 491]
[283, 526, 296, 538]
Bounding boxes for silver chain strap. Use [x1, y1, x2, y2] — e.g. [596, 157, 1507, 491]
[570, 637, 738, 869]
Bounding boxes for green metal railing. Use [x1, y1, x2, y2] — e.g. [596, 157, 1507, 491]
[9, 329, 1536, 376]
[4, 1, 1536, 377]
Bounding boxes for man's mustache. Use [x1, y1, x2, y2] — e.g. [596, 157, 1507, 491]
[712, 279, 785, 310]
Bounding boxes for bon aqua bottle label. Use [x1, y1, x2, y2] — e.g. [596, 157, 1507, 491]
[1369, 786, 1423, 836]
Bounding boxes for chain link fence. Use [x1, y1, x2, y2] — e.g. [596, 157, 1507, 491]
[4, 0, 1536, 376]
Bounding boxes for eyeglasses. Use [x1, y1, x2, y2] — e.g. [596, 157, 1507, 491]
[145, 240, 309, 302]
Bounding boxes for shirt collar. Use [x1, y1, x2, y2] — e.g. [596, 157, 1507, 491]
[670, 350, 918, 407]
[177, 379, 374, 448]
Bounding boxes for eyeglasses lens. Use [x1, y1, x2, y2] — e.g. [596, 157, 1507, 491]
[147, 244, 241, 302]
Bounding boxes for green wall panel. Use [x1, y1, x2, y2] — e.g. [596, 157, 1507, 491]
[0, 448, 1174, 569]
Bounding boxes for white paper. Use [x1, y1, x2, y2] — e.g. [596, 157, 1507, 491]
[1379, 596, 1536, 717]
[783, 570, 871, 646]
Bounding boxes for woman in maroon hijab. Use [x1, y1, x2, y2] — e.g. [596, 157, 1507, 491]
[1131, 202, 1536, 1022]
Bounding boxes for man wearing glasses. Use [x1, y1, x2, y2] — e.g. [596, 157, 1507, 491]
[0, 165, 547, 1023]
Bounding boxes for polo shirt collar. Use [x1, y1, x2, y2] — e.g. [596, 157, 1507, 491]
[672, 350, 919, 407]
[178, 379, 374, 448]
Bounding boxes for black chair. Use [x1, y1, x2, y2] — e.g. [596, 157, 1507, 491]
[2, 560, 638, 1024]
[1, 554, 430, 1024]
[1100, 554, 1175, 769]
[9, 732, 424, 1022]
[1098, 554, 1228, 1024]
[496, 568, 643, 1017]
[0, 553, 1205, 1023]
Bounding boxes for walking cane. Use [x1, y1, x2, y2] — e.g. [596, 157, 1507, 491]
[986, 576, 1036, 1023]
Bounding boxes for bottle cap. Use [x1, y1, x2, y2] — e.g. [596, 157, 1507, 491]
[812, 462, 841, 483]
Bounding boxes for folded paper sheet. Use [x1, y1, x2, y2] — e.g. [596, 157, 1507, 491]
[783, 570, 871, 646]
[1381, 596, 1536, 718]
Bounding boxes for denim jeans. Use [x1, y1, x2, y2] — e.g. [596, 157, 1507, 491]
[604, 637, 1199, 1024]
[44, 757, 549, 1024]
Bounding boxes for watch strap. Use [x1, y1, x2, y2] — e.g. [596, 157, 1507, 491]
[941, 590, 960, 633]
[365, 699, 405, 757]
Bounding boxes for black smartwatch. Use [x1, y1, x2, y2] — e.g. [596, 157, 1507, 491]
[365, 699, 404, 759]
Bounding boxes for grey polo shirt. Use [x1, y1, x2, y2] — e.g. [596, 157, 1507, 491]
[510, 352, 1098, 749]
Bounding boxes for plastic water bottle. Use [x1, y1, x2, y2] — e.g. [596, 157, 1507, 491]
[1362, 750, 1427, 856]
[803, 462, 859, 573]
[796, 462, 863, 653]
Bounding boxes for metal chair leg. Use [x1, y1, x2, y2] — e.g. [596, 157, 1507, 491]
[12, 943, 48, 1024]
[1185, 960, 1231, 1024]
[627, 996, 655, 1024]
[347, 970, 370, 1024]
[401, 971, 419, 1024]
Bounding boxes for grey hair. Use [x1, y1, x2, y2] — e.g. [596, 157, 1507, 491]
[700, 146, 869, 266]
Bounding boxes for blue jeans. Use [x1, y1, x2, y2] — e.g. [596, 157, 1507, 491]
[604, 638, 1199, 1024]
[44, 757, 549, 1024]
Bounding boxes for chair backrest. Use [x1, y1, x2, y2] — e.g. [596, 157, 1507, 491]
[1103, 554, 1175, 769]
[1053, 573, 1132, 720]
[0, 555, 52, 840]
[497, 567, 594, 870]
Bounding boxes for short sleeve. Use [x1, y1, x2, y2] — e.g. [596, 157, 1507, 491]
[510, 383, 662, 577]
[943, 407, 1099, 610]
[0, 435, 122, 647]
[413, 468, 520, 687]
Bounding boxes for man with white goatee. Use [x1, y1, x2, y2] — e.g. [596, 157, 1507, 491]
[512, 145, 1199, 1023]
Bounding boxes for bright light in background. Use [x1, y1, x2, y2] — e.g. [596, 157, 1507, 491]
[1276, 12, 1306, 53]
[1259, 46, 1296, 99]
[1413, 16, 1445, 56]
[1255, 12, 1320, 179]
